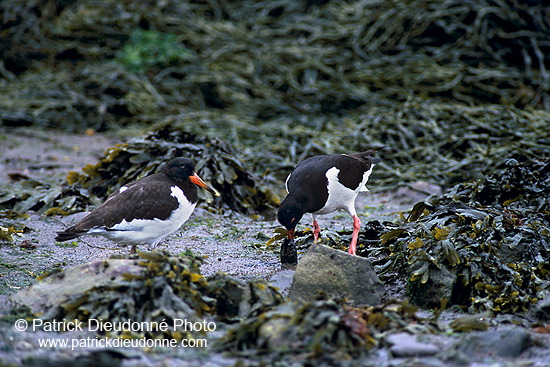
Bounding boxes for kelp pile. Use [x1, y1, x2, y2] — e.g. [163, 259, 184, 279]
[44, 251, 212, 340]
[43, 251, 284, 340]
[360, 158, 550, 313]
[1, 0, 549, 193]
[62, 124, 280, 215]
[216, 297, 438, 360]
[0, 125, 279, 216]
[1, 0, 548, 125]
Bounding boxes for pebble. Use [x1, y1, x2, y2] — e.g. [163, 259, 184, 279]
[534, 293, 550, 321]
[386, 332, 441, 357]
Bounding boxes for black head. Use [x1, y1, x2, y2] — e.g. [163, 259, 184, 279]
[161, 158, 220, 196]
[277, 201, 304, 239]
[161, 158, 196, 181]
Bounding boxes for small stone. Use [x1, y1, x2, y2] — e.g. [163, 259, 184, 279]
[534, 293, 550, 321]
[269, 269, 295, 296]
[288, 244, 386, 305]
[386, 332, 441, 357]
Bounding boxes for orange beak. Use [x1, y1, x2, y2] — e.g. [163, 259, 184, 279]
[190, 173, 220, 196]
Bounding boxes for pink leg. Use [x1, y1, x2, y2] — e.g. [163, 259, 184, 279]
[348, 215, 361, 255]
[313, 219, 321, 242]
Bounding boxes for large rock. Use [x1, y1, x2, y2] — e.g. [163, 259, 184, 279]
[288, 244, 386, 305]
[9, 259, 144, 315]
[407, 266, 457, 308]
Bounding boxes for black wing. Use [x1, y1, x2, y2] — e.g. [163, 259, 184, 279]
[56, 181, 182, 238]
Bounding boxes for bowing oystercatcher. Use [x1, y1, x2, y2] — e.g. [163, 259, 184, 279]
[277, 151, 380, 261]
[55, 157, 220, 253]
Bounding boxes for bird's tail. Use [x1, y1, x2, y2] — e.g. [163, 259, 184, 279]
[55, 229, 83, 242]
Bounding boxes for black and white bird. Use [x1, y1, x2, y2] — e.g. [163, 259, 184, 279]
[55, 157, 220, 253]
[277, 151, 380, 259]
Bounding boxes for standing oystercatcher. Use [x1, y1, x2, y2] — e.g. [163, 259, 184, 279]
[277, 151, 380, 260]
[55, 157, 220, 253]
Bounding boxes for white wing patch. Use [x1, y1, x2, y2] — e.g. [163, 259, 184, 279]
[359, 166, 374, 192]
[313, 165, 374, 216]
[285, 173, 291, 193]
[91, 186, 196, 248]
[313, 167, 356, 216]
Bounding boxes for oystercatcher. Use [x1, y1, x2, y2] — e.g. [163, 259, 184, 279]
[55, 157, 220, 253]
[277, 151, 380, 259]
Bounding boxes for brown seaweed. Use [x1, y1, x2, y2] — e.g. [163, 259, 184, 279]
[216, 297, 439, 360]
[43, 250, 284, 340]
[0, 125, 279, 216]
[358, 158, 550, 314]
[1, 0, 548, 117]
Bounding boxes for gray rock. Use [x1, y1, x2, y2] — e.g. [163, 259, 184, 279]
[9, 259, 144, 314]
[269, 269, 295, 296]
[533, 293, 550, 321]
[456, 328, 533, 359]
[394, 181, 443, 204]
[288, 244, 386, 305]
[408, 265, 457, 308]
[22, 349, 129, 367]
[386, 332, 441, 357]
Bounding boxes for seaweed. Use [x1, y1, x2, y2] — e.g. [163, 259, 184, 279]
[362, 158, 550, 313]
[43, 250, 284, 340]
[216, 297, 438, 360]
[0, 125, 279, 216]
[0, 211, 30, 242]
[116, 29, 195, 73]
[146, 101, 549, 193]
[272, 158, 550, 314]
[44, 251, 213, 340]
[2, 0, 549, 193]
[2, 0, 548, 115]
[2, 0, 550, 322]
